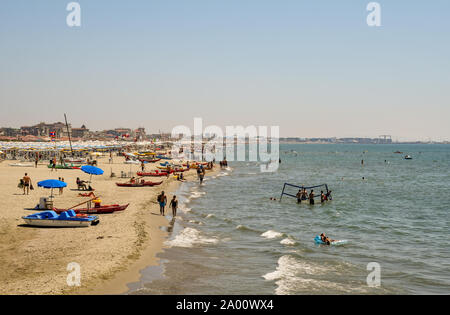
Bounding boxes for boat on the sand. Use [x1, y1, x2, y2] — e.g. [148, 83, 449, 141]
[116, 181, 163, 187]
[22, 210, 99, 227]
[137, 171, 169, 177]
[54, 204, 129, 214]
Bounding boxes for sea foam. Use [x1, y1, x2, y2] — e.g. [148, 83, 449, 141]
[261, 230, 284, 239]
[280, 238, 297, 246]
[165, 227, 218, 248]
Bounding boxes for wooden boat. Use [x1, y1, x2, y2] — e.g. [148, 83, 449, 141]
[116, 181, 163, 187]
[137, 171, 169, 177]
[54, 204, 129, 214]
[22, 210, 99, 227]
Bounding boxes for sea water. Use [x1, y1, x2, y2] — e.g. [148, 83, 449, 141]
[129, 144, 450, 295]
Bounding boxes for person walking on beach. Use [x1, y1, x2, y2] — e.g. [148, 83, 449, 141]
[35, 154, 39, 168]
[52, 157, 57, 172]
[22, 173, 31, 195]
[141, 161, 145, 172]
[58, 177, 65, 195]
[170, 195, 178, 217]
[157, 191, 167, 216]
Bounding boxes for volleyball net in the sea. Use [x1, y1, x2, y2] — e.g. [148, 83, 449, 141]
[280, 183, 329, 201]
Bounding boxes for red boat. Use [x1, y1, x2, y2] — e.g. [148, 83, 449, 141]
[54, 204, 129, 214]
[139, 158, 161, 163]
[116, 181, 163, 187]
[137, 171, 168, 177]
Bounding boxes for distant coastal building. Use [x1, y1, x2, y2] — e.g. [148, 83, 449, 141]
[71, 125, 89, 138]
[20, 122, 71, 139]
[0, 127, 20, 137]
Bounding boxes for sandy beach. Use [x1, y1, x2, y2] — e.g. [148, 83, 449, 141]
[0, 155, 216, 295]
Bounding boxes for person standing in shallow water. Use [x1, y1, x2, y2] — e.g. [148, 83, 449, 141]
[170, 195, 178, 217]
[309, 190, 315, 205]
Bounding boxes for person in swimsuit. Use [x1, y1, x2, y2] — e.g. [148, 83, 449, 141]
[22, 173, 31, 195]
[320, 191, 326, 203]
[320, 233, 335, 245]
[158, 191, 167, 216]
[301, 188, 308, 200]
[326, 190, 332, 201]
[52, 157, 57, 172]
[309, 190, 315, 205]
[296, 189, 302, 203]
[59, 177, 65, 195]
[170, 195, 178, 217]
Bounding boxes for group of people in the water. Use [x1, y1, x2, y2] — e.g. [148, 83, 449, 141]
[296, 187, 332, 205]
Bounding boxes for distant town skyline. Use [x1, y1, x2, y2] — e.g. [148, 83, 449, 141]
[0, 120, 448, 144]
[1, 1, 449, 142]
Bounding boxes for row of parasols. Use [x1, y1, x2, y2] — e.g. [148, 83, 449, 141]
[37, 165, 104, 199]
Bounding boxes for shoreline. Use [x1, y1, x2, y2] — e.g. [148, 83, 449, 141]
[75, 166, 220, 295]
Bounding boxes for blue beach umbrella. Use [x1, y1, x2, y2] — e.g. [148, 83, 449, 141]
[37, 179, 67, 199]
[81, 165, 104, 175]
[81, 165, 104, 184]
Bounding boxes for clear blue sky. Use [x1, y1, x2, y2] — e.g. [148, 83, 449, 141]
[1, 0, 449, 141]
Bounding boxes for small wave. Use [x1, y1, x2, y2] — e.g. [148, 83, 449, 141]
[263, 256, 322, 281]
[190, 191, 206, 199]
[206, 214, 215, 219]
[188, 219, 204, 225]
[263, 255, 370, 295]
[261, 230, 284, 239]
[165, 227, 217, 248]
[179, 205, 192, 213]
[236, 224, 260, 233]
[280, 238, 297, 246]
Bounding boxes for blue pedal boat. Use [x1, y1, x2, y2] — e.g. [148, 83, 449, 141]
[22, 210, 99, 228]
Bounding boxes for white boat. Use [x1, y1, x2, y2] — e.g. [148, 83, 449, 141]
[9, 163, 34, 167]
[64, 158, 86, 164]
[124, 160, 140, 164]
[404, 155, 413, 160]
[22, 210, 99, 228]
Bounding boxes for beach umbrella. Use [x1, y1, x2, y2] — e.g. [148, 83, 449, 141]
[81, 165, 104, 184]
[37, 179, 67, 199]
